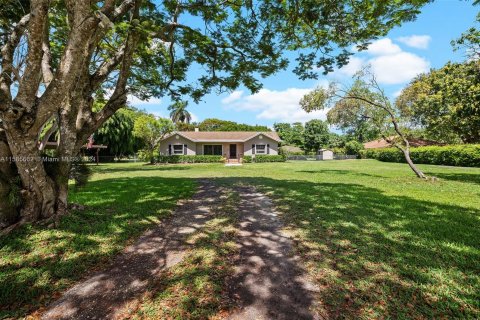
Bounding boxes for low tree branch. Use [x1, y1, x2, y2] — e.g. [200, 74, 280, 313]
[0, 13, 31, 105]
[86, 0, 142, 138]
[15, 0, 50, 112]
[90, 43, 127, 88]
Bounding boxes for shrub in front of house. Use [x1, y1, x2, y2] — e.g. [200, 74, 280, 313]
[247, 155, 287, 163]
[360, 144, 480, 167]
[156, 155, 224, 163]
[242, 155, 252, 163]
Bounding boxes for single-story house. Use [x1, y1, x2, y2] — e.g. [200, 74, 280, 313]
[160, 130, 281, 161]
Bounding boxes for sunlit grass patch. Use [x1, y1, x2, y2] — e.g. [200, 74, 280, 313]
[0, 172, 195, 318]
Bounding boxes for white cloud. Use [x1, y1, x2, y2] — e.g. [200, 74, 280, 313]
[221, 90, 243, 104]
[223, 86, 329, 123]
[151, 111, 165, 118]
[335, 38, 430, 85]
[190, 112, 199, 122]
[370, 52, 429, 84]
[367, 38, 402, 56]
[127, 95, 162, 106]
[337, 56, 365, 77]
[397, 35, 431, 49]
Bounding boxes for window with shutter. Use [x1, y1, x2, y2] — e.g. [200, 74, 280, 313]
[252, 144, 255, 154]
[267, 144, 270, 154]
[168, 144, 172, 155]
[173, 145, 183, 154]
[184, 144, 187, 155]
[256, 144, 266, 154]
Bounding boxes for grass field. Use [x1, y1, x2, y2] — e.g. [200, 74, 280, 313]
[0, 160, 479, 318]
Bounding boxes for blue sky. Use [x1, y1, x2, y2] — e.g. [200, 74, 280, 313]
[130, 1, 479, 127]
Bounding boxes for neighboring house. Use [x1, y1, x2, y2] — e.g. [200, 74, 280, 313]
[364, 136, 443, 149]
[160, 130, 281, 161]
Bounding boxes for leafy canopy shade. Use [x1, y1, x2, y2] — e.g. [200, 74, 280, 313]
[0, 0, 431, 226]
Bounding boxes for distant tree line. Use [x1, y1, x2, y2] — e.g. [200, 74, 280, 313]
[177, 118, 270, 132]
[273, 120, 363, 156]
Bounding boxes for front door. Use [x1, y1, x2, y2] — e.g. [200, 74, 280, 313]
[229, 144, 237, 159]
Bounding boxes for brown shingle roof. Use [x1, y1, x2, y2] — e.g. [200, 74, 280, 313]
[163, 131, 281, 142]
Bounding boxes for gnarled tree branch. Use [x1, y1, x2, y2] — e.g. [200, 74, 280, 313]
[0, 13, 31, 105]
[15, 0, 49, 112]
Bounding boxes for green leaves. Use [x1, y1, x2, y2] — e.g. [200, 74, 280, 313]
[396, 61, 480, 143]
[95, 108, 138, 157]
[304, 119, 330, 152]
[123, 0, 431, 101]
[168, 101, 191, 124]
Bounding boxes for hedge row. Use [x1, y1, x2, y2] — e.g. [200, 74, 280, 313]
[243, 155, 286, 163]
[156, 155, 224, 163]
[360, 144, 480, 167]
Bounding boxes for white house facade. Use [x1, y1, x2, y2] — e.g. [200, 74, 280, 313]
[160, 131, 281, 161]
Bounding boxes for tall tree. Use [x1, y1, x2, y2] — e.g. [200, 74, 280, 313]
[301, 69, 427, 179]
[273, 123, 292, 142]
[274, 122, 305, 148]
[396, 61, 480, 144]
[133, 115, 174, 164]
[303, 119, 330, 152]
[0, 0, 430, 228]
[169, 101, 191, 124]
[94, 108, 139, 158]
[327, 101, 380, 142]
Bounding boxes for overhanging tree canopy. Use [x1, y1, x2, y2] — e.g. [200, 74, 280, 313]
[0, 0, 431, 229]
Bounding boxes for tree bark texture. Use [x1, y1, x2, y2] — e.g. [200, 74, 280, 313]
[0, 0, 141, 230]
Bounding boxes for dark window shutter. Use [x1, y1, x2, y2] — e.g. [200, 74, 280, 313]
[184, 144, 187, 155]
[252, 144, 255, 154]
[168, 144, 172, 155]
[267, 144, 270, 154]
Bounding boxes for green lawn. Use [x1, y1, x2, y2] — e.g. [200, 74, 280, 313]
[0, 160, 479, 318]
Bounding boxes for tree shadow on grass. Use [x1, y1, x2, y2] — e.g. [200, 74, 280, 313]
[90, 164, 193, 174]
[221, 177, 480, 319]
[296, 169, 386, 179]
[0, 176, 196, 318]
[424, 171, 480, 185]
[1, 175, 479, 319]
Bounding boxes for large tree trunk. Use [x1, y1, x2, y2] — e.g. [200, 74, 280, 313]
[0, 0, 141, 230]
[5, 129, 57, 222]
[0, 130, 19, 226]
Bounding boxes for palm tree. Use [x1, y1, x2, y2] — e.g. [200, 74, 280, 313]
[168, 101, 192, 124]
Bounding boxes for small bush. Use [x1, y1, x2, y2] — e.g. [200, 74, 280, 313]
[70, 161, 93, 187]
[251, 155, 287, 163]
[332, 147, 346, 155]
[345, 141, 364, 156]
[242, 155, 252, 163]
[279, 146, 304, 155]
[360, 144, 480, 167]
[156, 155, 223, 163]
